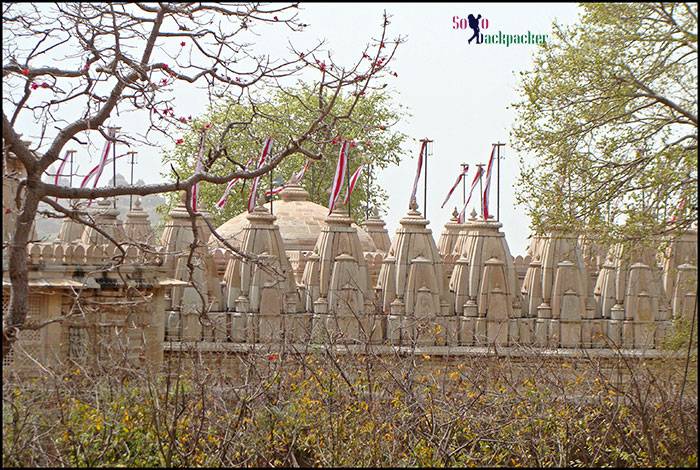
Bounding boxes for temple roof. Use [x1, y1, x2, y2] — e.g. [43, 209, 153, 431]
[210, 183, 377, 252]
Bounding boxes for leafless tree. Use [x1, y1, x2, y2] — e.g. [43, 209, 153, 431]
[2, 2, 404, 358]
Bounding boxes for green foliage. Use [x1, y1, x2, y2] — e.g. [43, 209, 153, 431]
[512, 3, 698, 245]
[160, 85, 409, 225]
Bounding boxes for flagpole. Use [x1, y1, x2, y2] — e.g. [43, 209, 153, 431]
[493, 142, 506, 222]
[347, 144, 352, 218]
[67, 150, 75, 188]
[365, 164, 372, 220]
[110, 127, 121, 209]
[461, 163, 468, 210]
[476, 163, 485, 219]
[127, 151, 137, 210]
[270, 164, 274, 215]
[419, 137, 433, 218]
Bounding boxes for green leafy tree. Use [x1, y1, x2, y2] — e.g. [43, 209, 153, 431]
[161, 86, 409, 225]
[512, 3, 697, 245]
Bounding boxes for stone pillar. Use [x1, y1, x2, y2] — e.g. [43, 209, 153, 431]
[44, 292, 65, 367]
[143, 287, 165, 366]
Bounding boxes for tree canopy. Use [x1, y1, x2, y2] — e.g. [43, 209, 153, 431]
[161, 86, 409, 225]
[512, 3, 697, 244]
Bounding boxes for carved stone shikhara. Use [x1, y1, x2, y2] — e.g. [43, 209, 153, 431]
[3, 146, 697, 372]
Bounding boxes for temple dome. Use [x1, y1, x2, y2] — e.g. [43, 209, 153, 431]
[210, 183, 377, 252]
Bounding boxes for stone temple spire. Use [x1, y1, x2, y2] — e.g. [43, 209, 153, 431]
[594, 242, 664, 348]
[523, 228, 596, 348]
[437, 208, 463, 279]
[223, 203, 300, 343]
[301, 201, 377, 343]
[123, 197, 155, 243]
[81, 198, 125, 245]
[377, 200, 450, 345]
[361, 207, 392, 255]
[449, 215, 521, 346]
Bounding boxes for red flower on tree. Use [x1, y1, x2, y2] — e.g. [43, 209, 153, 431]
[21, 68, 29, 76]
[41, 82, 50, 88]
[267, 353, 278, 361]
[30, 82, 39, 90]
[180, 41, 186, 47]
[175, 138, 184, 145]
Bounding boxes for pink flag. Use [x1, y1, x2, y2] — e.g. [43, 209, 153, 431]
[290, 159, 311, 184]
[343, 164, 364, 205]
[482, 145, 496, 220]
[190, 132, 208, 212]
[264, 185, 286, 197]
[90, 128, 116, 190]
[215, 156, 254, 210]
[409, 141, 427, 204]
[79, 153, 128, 189]
[53, 150, 71, 201]
[328, 141, 349, 214]
[264, 159, 311, 197]
[440, 165, 469, 208]
[670, 198, 686, 223]
[247, 137, 274, 212]
[53, 151, 71, 187]
[80, 129, 114, 206]
[458, 166, 483, 222]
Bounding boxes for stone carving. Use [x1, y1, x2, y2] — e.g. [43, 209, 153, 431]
[449, 212, 521, 347]
[81, 198, 126, 245]
[301, 202, 376, 344]
[222, 204, 300, 343]
[377, 199, 450, 346]
[123, 197, 155, 243]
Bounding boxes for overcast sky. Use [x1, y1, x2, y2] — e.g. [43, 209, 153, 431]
[12, 3, 582, 255]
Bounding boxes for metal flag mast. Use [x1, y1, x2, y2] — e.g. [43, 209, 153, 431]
[127, 151, 138, 210]
[419, 137, 433, 218]
[493, 142, 506, 222]
[476, 163, 485, 217]
[108, 126, 121, 209]
[461, 162, 468, 218]
[365, 163, 373, 220]
[66, 150, 76, 188]
[347, 143, 352, 218]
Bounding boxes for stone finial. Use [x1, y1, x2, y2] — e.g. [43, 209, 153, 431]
[469, 208, 478, 221]
[124, 196, 154, 243]
[409, 197, 418, 211]
[81, 198, 125, 245]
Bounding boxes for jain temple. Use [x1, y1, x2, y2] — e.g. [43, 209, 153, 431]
[2, 144, 698, 373]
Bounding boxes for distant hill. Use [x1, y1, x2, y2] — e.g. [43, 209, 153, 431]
[33, 174, 166, 242]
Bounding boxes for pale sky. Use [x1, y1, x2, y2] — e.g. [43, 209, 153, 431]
[8, 3, 583, 255]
